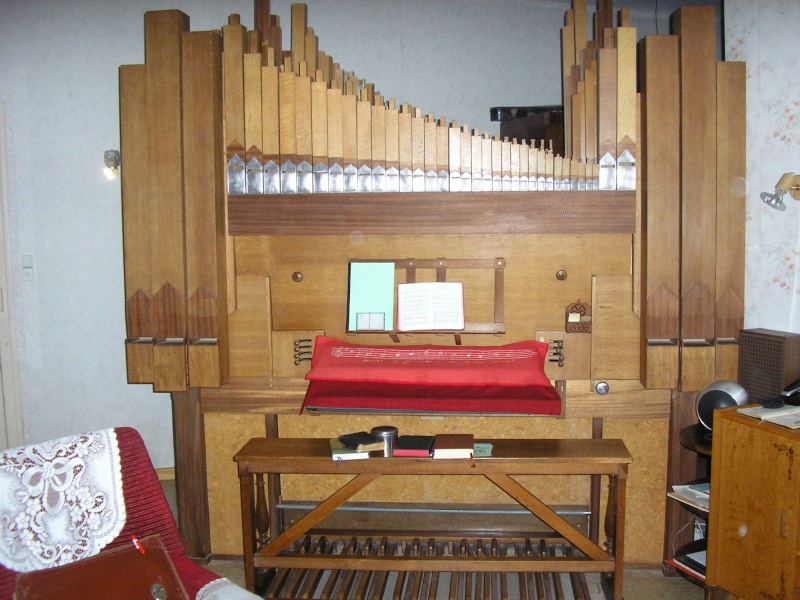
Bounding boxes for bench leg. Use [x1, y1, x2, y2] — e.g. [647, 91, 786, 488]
[601, 473, 627, 600]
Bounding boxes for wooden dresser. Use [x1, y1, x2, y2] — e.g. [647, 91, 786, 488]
[707, 407, 800, 598]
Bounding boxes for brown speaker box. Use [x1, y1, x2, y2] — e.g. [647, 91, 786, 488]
[738, 328, 800, 401]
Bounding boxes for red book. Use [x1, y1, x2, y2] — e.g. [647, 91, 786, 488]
[393, 435, 435, 457]
[432, 433, 474, 459]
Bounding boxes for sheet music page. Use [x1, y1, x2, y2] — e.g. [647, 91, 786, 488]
[397, 284, 432, 331]
[430, 282, 464, 329]
[397, 282, 464, 331]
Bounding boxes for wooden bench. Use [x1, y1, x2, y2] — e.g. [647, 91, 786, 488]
[235, 437, 632, 599]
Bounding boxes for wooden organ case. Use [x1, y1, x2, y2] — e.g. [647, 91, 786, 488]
[118, 0, 745, 578]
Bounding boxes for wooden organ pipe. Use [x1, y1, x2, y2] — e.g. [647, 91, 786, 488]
[227, 0, 637, 194]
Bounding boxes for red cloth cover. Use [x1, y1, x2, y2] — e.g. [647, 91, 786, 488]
[302, 337, 561, 415]
[306, 336, 554, 386]
[0, 428, 218, 600]
[303, 379, 562, 414]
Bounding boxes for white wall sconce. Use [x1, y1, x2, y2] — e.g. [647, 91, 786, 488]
[103, 149, 121, 180]
[760, 172, 800, 211]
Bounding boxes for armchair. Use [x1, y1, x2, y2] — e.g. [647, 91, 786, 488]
[0, 427, 258, 599]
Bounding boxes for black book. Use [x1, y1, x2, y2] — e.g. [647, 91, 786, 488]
[338, 431, 386, 452]
[393, 435, 435, 457]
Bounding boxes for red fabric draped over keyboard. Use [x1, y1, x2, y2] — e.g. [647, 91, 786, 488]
[302, 337, 561, 415]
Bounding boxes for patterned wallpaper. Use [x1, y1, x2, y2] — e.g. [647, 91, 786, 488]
[726, 0, 800, 332]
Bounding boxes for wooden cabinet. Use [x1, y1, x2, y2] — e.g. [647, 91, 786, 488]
[707, 408, 800, 598]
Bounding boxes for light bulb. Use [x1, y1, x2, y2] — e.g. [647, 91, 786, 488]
[103, 149, 120, 180]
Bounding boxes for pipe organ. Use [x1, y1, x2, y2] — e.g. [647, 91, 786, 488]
[119, 0, 744, 570]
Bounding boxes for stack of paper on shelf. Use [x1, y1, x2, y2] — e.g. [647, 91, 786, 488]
[668, 482, 710, 511]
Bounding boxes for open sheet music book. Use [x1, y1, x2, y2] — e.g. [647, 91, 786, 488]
[396, 282, 464, 331]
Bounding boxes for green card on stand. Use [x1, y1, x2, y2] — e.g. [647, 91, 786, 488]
[347, 261, 395, 332]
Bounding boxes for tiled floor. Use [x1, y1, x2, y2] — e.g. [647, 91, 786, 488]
[163, 480, 705, 599]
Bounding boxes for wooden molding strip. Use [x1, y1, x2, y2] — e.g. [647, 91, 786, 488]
[199, 377, 670, 419]
[228, 191, 636, 236]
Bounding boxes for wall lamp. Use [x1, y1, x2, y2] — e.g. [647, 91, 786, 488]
[103, 149, 121, 180]
[761, 172, 800, 211]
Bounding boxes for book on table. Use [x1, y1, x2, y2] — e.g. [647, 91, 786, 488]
[666, 555, 706, 580]
[393, 435, 435, 457]
[338, 431, 386, 452]
[396, 282, 464, 331]
[329, 438, 370, 461]
[432, 433, 474, 459]
[668, 484, 709, 512]
[737, 404, 800, 429]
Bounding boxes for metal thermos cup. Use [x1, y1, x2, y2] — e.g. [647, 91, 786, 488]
[370, 426, 398, 457]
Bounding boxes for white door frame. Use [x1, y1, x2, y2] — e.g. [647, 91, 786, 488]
[0, 101, 24, 449]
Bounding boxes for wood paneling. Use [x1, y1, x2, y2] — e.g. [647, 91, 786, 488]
[119, 64, 152, 343]
[205, 412, 267, 557]
[536, 330, 591, 381]
[673, 6, 718, 345]
[603, 417, 669, 570]
[272, 330, 324, 379]
[644, 344, 679, 391]
[673, 6, 719, 391]
[120, 63, 155, 384]
[708, 410, 800, 597]
[222, 18, 247, 148]
[182, 30, 227, 388]
[199, 378, 671, 420]
[680, 345, 716, 392]
[144, 11, 190, 388]
[189, 343, 221, 389]
[597, 47, 617, 169]
[639, 35, 681, 390]
[228, 191, 636, 236]
[145, 10, 189, 342]
[172, 389, 210, 559]
[125, 339, 154, 384]
[243, 52, 263, 152]
[233, 233, 631, 345]
[153, 341, 187, 392]
[261, 61, 280, 164]
[591, 274, 641, 381]
[616, 26, 638, 182]
[228, 276, 271, 378]
[715, 61, 746, 374]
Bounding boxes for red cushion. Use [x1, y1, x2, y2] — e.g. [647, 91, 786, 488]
[306, 336, 553, 387]
[302, 379, 562, 415]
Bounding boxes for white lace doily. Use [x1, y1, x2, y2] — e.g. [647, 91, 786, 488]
[0, 428, 126, 572]
[197, 577, 262, 600]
